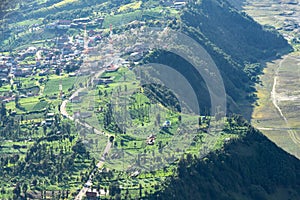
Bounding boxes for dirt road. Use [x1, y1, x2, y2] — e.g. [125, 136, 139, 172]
[59, 70, 113, 200]
[270, 56, 300, 145]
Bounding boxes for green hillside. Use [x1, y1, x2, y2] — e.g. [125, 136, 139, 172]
[149, 118, 300, 200]
[0, 0, 299, 200]
[144, 0, 292, 118]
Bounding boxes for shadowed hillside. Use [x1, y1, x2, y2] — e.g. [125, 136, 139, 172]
[145, 0, 292, 119]
[149, 117, 300, 200]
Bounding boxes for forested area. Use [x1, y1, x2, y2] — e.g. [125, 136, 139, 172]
[149, 117, 300, 200]
[0, 0, 299, 199]
[0, 103, 93, 199]
[144, 0, 292, 118]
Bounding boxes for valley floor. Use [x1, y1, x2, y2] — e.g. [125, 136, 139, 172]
[242, 0, 300, 158]
[252, 52, 300, 159]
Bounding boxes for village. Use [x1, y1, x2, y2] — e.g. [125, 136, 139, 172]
[0, 1, 229, 200]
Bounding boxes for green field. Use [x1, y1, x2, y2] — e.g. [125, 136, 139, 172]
[43, 76, 77, 95]
[64, 64, 242, 198]
[102, 7, 177, 28]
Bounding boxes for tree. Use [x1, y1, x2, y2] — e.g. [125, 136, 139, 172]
[22, 183, 28, 199]
[97, 185, 101, 193]
[15, 94, 20, 108]
[156, 113, 161, 126]
[178, 115, 182, 123]
[115, 194, 121, 200]
[109, 136, 114, 143]
[32, 179, 38, 186]
[104, 187, 107, 196]
[0, 102, 6, 117]
[55, 68, 60, 76]
[13, 183, 21, 198]
[72, 140, 87, 155]
[139, 184, 142, 198]
[43, 125, 47, 135]
[109, 182, 120, 196]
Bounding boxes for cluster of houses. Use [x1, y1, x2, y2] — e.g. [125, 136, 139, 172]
[146, 120, 171, 145]
[0, 55, 14, 83]
[0, 24, 104, 80]
[1, 14, 108, 81]
[42, 112, 55, 126]
[0, 0, 189, 106]
[0, 32, 86, 103]
[162, 0, 187, 9]
[45, 17, 104, 30]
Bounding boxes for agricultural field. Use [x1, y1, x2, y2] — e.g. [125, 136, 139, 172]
[241, 0, 300, 159]
[252, 53, 300, 159]
[67, 64, 242, 199]
[239, 0, 300, 51]
[102, 6, 178, 28]
[118, 1, 142, 12]
[0, 113, 94, 199]
[1, 0, 298, 199]
[43, 75, 77, 96]
[48, 0, 79, 9]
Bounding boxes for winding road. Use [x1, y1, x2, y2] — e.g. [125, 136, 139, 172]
[60, 69, 113, 200]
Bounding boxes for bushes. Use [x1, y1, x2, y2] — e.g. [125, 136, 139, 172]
[149, 125, 300, 200]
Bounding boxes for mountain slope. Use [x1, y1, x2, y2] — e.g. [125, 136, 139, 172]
[182, 0, 289, 63]
[145, 0, 292, 118]
[149, 119, 300, 200]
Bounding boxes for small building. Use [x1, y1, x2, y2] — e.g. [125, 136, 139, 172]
[86, 189, 99, 200]
[46, 113, 55, 118]
[45, 118, 55, 126]
[45, 23, 56, 29]
[93, 77, 114, 85]
[78, 91, 88, 96]
[57, 20, 72, 26]
[80, 112, 92, 119]
[69, 72, 77, 77]
[73, 111, 92, 119]
[129, 52, 143, 61]
[70, 96, 81, 103]
[174, 1, 187, 9]
[147, 134, 156, 145]
[163, 120, 171, 127]
[73, 17, 90, 24]
[26, 47, 37, 54]
[105, 65, 119, 72]
[14, 68, 32, 77]
[130, 170, 140, 177]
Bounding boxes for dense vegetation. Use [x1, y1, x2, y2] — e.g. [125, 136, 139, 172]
[145, 0, 292, 118]
[149, 117, 300, 200]
[0, 90, 93, 199]
[1, 0, 299, 199]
